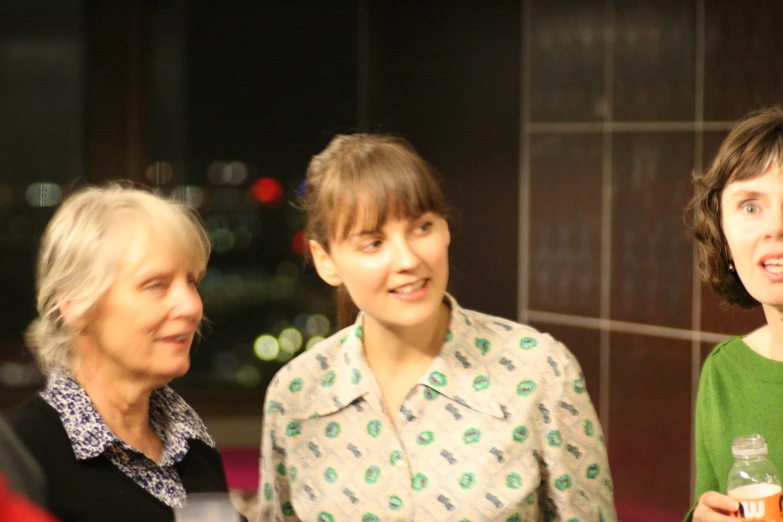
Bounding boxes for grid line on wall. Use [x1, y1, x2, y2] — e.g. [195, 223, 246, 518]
[518, 0, 533, 326]
[598, 0, 615, 440]
[526, 121, 735, 133]
[690, 0, 707, 504]
[527, 310, 728, 345]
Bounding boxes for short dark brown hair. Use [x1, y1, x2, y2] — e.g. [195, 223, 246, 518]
[689, 106, 783, 308]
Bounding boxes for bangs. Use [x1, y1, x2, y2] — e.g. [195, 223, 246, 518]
[107, 198, 210, 275]
[324, 155, 445, 242]
[151, 206, 210, 273]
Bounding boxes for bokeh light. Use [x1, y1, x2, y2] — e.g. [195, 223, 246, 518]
[0, 362, 29, 387]
[279, 328, 303, 354]
[145, 161, 173, 185]
[211, 350, 240, 376]
[223, 162, 248, 185]
[211, 228, 235, 253]
[232, 225, 253, 250]
[236, 365, 261, 388]
[291, 230, 305, 256]
[275, 350, 294, 363]
[294, 313, 309, 332]
[306, 336, 325, 350]
[254, 334, 280, 361]
[306, 314, 331, 337]
[207, 161, 225, 185]
[26, 182, 62, 207]
[250, 177, 284, 208]
[170, 185, 204, 208]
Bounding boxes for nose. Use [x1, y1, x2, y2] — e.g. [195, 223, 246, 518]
[391, 237, 421, 271]
[170, 279, 203, 322]
[765, 204, 783, 240]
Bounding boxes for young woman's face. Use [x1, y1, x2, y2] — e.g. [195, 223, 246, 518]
[722, 163, 783, 309]
[311, 210, 450, 332]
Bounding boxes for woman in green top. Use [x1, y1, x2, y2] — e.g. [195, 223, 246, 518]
[689, 105, 783, 521]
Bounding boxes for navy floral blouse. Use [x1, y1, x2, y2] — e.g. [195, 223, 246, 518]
[40, 370, 216, 508]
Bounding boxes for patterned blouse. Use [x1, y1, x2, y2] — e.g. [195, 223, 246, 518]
[259, 296, 616, 521]
[40, 370, 217, 508]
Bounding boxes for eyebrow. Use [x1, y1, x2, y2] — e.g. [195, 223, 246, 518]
[724, 189, 764, 200]
[348, 228, 381, 239]
[137, 270, 173, 282]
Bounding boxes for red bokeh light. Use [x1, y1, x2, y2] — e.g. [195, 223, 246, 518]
[291, 230, 305, 256]
[251, 177, 284, 208]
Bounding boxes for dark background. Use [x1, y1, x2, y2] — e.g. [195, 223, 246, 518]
[0, 1, 781, 520]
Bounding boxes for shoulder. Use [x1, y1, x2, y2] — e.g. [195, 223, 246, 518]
[6, 396, 62, 443]
[177, 439, 230, 491]
[264, 325, 355, 411]
[704, 336, 744, 361]
[700, 336, 745, 377]
[455, 307, 576, 368]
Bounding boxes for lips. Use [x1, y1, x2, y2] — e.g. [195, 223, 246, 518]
[757, 254, 783, 280]
[391, 279, 427, 294]
[157, 333, 192, 342]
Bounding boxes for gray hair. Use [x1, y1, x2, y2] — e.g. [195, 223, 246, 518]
[26, 183, 211, 375]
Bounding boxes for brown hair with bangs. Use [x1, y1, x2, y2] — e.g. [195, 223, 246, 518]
[688, 106, 783, 308]
[303, 133, 448, 328]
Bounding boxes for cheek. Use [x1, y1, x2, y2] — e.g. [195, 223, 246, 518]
[724, 227, 755, 261]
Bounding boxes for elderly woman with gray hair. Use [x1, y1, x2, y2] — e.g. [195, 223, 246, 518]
[7, 184, 238, 522]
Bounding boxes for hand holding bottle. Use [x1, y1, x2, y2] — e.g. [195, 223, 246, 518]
[693, 491, 739, 522]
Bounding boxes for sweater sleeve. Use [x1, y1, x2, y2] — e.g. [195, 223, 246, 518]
[539, 347, 617, 522]
[692, 356, 721, 506]
[257, 374, 299, 522]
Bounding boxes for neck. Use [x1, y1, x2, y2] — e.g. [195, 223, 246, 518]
[362, 302, 450, 371]
[74, 364, 152, 436]
[759, 305, 783, 360]
[71, 358, 156, 450]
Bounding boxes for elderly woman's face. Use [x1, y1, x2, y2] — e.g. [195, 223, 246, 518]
[79, 220, 203, 383]
[722, 163, 783, 308]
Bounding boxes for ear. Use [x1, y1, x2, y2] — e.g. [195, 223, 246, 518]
[443, 218, 451, 247]
[309, 240, 342, 287]
[58, 298, 88, 331]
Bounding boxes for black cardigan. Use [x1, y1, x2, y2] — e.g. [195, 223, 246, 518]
[8, 395, 235, 522]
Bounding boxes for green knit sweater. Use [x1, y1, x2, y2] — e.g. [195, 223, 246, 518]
[690, 336, 783, 518]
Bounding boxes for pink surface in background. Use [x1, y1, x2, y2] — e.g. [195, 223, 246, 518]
[221, 447, 260, 492]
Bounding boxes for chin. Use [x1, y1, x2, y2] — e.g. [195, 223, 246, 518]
[158, 360, 191, 383]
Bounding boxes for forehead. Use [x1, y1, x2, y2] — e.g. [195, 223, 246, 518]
[724, 162, 783, 194]
[106, 218, 201, 276]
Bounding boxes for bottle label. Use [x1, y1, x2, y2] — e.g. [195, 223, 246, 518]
[729, 484, 783, 521]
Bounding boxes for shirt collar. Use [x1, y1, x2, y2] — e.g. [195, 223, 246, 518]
[294, 326, 373, 420]
[418, 295, 506, 419]
[41, 370, 216, 463]
[296, 294, 505, 421]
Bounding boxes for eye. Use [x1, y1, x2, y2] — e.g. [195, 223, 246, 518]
[360, 240, 382, 252]
[143, 281, 167, 292]
[740, 201, 760, 214]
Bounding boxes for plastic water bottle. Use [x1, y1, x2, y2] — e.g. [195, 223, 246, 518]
[727, 434, 783, 521]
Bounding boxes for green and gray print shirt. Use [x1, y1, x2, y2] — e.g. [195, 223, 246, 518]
[258, 295, 616, 522]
